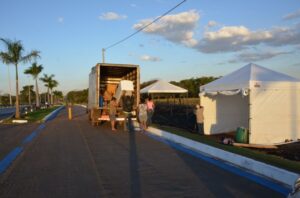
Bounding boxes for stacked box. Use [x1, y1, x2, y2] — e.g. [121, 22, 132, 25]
[114, 80, 134, 102]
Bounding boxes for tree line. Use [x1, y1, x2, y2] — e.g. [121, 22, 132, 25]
[66, 89, 88, 104]
[141, 77, 219, 97]
[66, 77, 218, 104]
[0, 38, 63, 118]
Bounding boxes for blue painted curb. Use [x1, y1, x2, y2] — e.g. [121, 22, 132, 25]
[145, 132, 291, 196]
[43, 106, 65, 122]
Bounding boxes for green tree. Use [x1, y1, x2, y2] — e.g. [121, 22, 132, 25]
[20, 85, 35, 104]
[0, 38, 40, 118]
[170, 76, 219, 97]
[40, 74, 54, 104]
[24, 62, 43, 107]
[140, 79, 158, 89]
[53, 90, 63, 104]
[66, 89, 88, 104]
[48, 79, 58, 105]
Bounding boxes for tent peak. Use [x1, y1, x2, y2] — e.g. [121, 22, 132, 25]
[242, 63, 299, 82]
[200, 63, 300, 92]
[140, 79, 188, 94]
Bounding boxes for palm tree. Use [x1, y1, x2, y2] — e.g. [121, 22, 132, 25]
[0, 38, 40, 118]
[20, 85, 34, 104]
[48, 79, 58, 105]
[40, 74, 54, 105]
[24, 62, 43, 108]
[0, 51, 12, 105]
[53, 90, 63, 104]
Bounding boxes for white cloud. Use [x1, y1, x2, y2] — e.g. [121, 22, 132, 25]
[265, 24, 300, 46]
[133, 10, 300, 54]
[99, 12, 127, 20]
[58, 17, 64, 23]
[196, 23, 300, 53]
[290, 63, 300, 67]
[133, 10, 199, 47]
[207, 20, 218, 28]
[229, 51, 292, 63]
[283, 9, 300, 20]
[196, 26, 273, 53]
[140, 55, 162, 62]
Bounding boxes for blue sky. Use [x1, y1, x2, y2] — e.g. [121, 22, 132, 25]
[0, 0, 300, 94]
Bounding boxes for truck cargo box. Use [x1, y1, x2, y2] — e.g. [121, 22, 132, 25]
[88, 63, 140, 122]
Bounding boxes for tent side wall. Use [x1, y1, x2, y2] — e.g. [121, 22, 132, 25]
[249, 83, 300, 144]
[200, 94, 249, 135]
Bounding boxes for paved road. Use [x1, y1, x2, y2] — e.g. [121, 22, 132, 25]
[0, 106, 283, 198]
[0, 123, 39, 160]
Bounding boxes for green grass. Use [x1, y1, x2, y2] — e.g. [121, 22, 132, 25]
[24, 106, 60, 122]
[153, 124, 300, 174]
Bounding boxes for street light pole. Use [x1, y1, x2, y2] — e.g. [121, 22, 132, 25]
[102, 48, 105, 63]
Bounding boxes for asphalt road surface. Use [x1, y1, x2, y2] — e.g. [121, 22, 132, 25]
[0, 106, 283, 198]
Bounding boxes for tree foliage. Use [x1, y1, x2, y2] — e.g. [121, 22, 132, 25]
[0, 38, 40, 118]
[24, 62, 43, 107]
[66, 89, 88, 104]
[20, 85, 35, 104]
[140, 79, 158, 89]
[170, 76, 219, 97]
[141, 76, 219, 97]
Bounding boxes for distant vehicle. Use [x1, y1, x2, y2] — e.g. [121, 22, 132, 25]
[88, 63, 140, 122]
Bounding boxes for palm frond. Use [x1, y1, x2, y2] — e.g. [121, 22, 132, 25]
[21, 50, 40, 63]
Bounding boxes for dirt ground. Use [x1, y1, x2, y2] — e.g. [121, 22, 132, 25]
[256, 142, 300, 161]
[153, 103, 300, 162]
[205, 133, 300, 162]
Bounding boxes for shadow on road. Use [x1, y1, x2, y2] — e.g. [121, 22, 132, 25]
[128, 127, 141, 198]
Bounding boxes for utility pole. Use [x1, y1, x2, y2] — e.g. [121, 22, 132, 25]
[102, 48, 105, 63]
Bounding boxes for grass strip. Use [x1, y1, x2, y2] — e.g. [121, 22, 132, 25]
[25, 106, 60, 122]
[153, 124, 300, 174]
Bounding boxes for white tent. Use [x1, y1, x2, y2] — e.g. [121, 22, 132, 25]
[200, 63, 300, 145]
[140, 80, 188, 94]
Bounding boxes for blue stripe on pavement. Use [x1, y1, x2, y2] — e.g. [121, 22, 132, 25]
[21, 124, 46, 145]
[146, 132, 291, 196]
[22, 131, 38, 145]
[0, 107, 64, 175]
[0, 147, 23, 174]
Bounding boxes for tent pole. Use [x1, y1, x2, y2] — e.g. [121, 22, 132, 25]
[248, 89, 252, 144]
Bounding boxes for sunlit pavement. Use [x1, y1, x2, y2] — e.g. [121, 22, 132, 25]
[0, 106, 283, 198]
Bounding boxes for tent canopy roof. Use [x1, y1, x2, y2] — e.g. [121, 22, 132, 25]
[201, 63, 299, 92]
[140, 80, 188, 94]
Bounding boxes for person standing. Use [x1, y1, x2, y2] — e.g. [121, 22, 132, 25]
[109, 97, 118, 131]
[99, 91, 104, 108]
[138, 98, 148, 132]
[121, 91, 134, 131]
[194, 105, 204, 134]
[146, 97, 155, 127]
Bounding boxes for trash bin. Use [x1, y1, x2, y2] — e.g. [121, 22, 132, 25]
[236, 127, 248, 143]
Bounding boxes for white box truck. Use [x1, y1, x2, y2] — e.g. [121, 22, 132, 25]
[88, 63, 140, 122]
